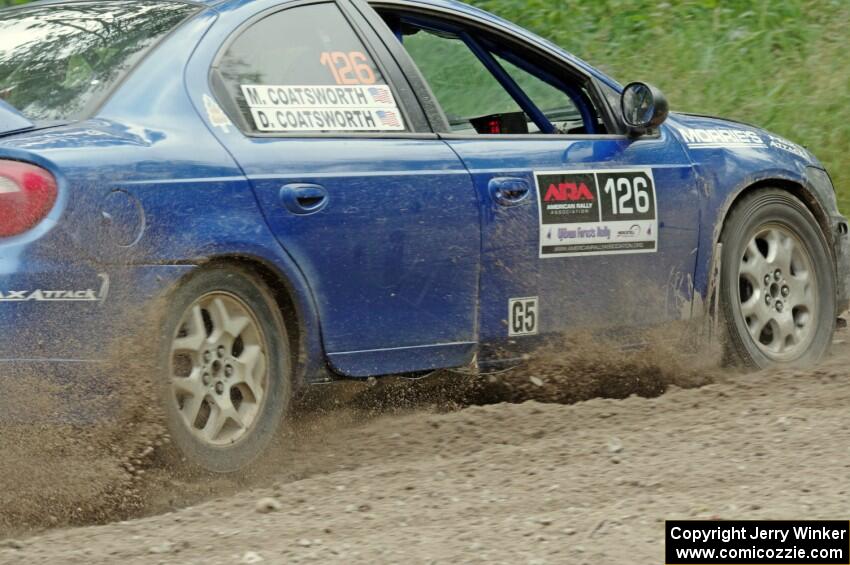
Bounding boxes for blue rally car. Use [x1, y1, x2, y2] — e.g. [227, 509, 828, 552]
[1, 0, 847, 471]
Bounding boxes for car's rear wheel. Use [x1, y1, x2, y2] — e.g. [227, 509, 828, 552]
[159, 265, 291, 473]
[720, 189, 836, 368]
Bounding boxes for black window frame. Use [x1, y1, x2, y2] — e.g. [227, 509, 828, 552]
[351, 0, 640, 140]
[208, 0, 435, 139]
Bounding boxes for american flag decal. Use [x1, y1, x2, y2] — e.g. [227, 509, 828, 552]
[369, 87, 393, 105]
[377, 110, 401, 128]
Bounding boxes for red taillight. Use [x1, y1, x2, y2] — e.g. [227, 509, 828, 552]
[0, 161, 57, 238]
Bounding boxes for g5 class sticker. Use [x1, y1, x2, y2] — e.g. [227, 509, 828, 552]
[240, 84, 405, 132]
[508, 296, 538, 337]
[536, 169, 658, 258]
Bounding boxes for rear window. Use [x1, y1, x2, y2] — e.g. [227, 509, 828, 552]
[0, 1, 197, 122]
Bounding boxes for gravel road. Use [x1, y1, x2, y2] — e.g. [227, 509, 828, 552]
[1, 336, 849, 564]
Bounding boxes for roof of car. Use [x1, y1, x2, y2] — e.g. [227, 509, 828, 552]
[4, 0, 222, 7]
[8, 0, 518, 23]
[5, 0, 618, 91]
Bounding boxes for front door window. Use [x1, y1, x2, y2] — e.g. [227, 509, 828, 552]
[384, 15, 606, 135]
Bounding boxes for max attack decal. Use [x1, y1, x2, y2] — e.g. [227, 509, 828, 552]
[536, 169, 658, 258]
[241, 84, 405, 132]
[677, 127, 766, 149]
[0, 274, 110, 302]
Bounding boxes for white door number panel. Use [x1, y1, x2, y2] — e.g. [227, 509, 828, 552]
[508, 296, 539, 336]
[535, 168, 658, 258]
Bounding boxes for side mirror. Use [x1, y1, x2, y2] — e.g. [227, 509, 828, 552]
[621, 82, 669, 136]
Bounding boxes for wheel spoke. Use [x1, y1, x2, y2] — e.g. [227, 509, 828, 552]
[202, 403, 224, 441]
[172, 304, 207, 353]
[747, 315, 767, 342]
[791, 283, 816, 311]
[226, 314, 251, 339]
[740, 294, 763, 318]
[740, 239, 768, 280]
[204, 395, 245, 441]
[181, 390, 206, 425]
[208, 297, 251, 339]
[774, 231, 795, 273]
[172, 367, 203, 396]
[233, 344, 264, 395]
[775, 314, 797, 352]
[206, 298, 229, 340]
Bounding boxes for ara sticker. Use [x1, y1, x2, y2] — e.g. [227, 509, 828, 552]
[508, 296, 538, 337]
[203, 94, 233, 133]
[240, 84, 405, 132]
[0, 274, 110, 302]
[535, 169, 658, 258]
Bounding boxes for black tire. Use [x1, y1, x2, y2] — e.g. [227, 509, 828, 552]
[158, 264, 292, 473]
[719, 189, 836, 368]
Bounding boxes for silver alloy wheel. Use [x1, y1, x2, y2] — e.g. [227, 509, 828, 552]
[169, 292, 269, 446]
[737, 223, 819, 361]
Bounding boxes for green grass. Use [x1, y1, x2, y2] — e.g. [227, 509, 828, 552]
[3, 0, 848, 210]
[470, 0, 850, 211]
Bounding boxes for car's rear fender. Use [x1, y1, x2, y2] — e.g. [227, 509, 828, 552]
[0, 119, 327, 383]
[156, 246, 330, 388]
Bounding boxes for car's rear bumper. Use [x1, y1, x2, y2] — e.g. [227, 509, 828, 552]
[0, 263, 191, 359]
[0, 263, 192, 423]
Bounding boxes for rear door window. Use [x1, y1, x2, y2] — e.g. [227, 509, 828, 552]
[214, 3, 408, 134]
[0, 1, 198, 122]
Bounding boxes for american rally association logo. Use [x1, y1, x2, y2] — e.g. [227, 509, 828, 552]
[543, 181, 595, 203]
[0, 274, 110, 302]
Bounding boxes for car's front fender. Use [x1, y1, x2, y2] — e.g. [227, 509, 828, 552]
[664, 113, 849, 313]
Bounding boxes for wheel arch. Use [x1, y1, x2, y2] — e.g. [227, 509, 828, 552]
[166, 250, 332, 388]
[718, 178, 832, 253]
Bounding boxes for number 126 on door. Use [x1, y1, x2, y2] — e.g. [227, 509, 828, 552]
[535, 168, 658, 258]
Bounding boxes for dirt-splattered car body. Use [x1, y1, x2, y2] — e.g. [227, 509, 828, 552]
[0, 0, 847, 414]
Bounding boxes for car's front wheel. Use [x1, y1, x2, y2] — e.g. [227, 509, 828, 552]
[720, 189, 836, 368]
[159, 265, 291, 473]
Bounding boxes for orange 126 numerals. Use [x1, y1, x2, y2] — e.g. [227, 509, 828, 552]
[320, 51, 376, 85]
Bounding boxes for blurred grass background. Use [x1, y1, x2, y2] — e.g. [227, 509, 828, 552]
[470, 0, 850, 210]
[2, 0, 848, 209]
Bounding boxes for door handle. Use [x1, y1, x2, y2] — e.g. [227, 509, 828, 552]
[489, 177, 531, 207]
[280, 183, 329, 215]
